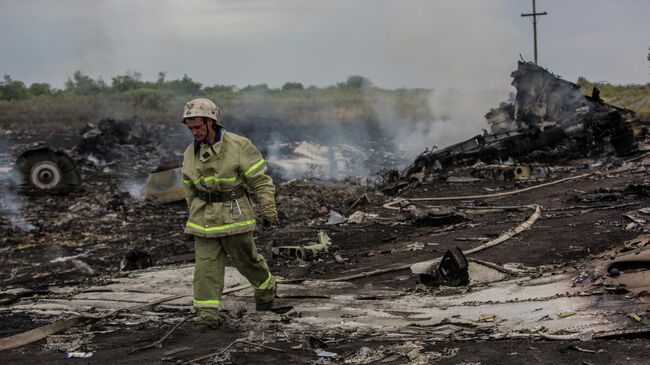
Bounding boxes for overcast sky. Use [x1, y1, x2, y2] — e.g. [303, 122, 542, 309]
[1, 0, 648, 90]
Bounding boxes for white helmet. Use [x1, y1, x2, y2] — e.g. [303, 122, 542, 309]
[182, 98, 222, 124]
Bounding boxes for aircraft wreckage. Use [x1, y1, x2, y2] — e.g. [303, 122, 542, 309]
[2, 61, 650, 363]
[404, 61, 641, 177]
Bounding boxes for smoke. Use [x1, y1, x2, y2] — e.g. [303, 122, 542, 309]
[227, 93, 384, 180]
[0, 138, 36, 232]
[0, 158, 37, 232]
[1, 192, 37, 232]
[373, 0, 524, 162]
[387, 1, 521, 90]
[121, 179, 146, 201]
[161, 122, 195, 151]
[265, 132, 295, 180]
[60, 0, 116, 82]
[372, 88, 508, 161]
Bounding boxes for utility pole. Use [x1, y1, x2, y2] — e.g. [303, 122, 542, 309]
[521, 0, 547, 64]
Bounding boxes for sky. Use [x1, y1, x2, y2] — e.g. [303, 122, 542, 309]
[1, 0, 649, 90]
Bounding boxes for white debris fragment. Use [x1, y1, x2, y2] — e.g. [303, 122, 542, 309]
[267, 141, 370, 179]
[326, 210, 346, 225]
[347, 211, 367, 224]
[64, 352, 93, 359]
[50, 252, 88, 263]
[315, 349, 337, 358]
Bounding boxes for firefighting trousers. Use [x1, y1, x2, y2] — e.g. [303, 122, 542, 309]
[193, 232, 275, 321]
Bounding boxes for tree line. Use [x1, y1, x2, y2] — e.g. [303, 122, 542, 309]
[0, 71, 374, 101]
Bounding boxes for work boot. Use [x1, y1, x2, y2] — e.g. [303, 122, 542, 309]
[194, 316, 228, 331]
[255, 299, 274, 311]
[194, 309, 226, 330]
[254, 276, 277, 310]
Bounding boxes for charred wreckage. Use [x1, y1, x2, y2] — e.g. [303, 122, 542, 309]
[11, 62, 645, 200]
[403, 61, 641, 179]
[2, 61, 650, 364]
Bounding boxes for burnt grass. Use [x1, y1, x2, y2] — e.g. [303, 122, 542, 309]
[1, 126, 650, 363]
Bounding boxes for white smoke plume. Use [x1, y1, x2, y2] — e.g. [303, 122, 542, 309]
[372, 89, 508, 160]
[121, 178, 146, 201]
[376, 0, 524, 162]
[0, 153, 37, 232]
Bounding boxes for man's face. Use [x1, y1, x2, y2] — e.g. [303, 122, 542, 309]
[185, 117, 210, 141]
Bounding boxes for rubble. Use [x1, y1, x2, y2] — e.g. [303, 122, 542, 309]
[75, 118, 154, 162]
[272, 230, 333, 260]
[2, 62, 650, 363]
[43, 334, 94, 353]
[400, 206, 469, 226]
[267, 141, 398, 180]
[401, 61, 640, 179]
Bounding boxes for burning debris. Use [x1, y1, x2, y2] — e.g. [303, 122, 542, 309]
[2, 62, 650, 364]
[404, 61, 640, 178]
[75, 118, 154, 162]
[267, 141, 373, 179]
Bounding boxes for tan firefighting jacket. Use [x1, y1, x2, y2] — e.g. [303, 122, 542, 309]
[181, 131, 276, 238]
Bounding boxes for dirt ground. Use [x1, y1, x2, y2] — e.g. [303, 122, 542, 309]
[1, 126, 649, 364]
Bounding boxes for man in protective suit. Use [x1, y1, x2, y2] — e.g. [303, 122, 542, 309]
[180, 98, 277, 328]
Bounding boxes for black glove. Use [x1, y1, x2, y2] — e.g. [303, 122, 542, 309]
[262, 215, 277, 227]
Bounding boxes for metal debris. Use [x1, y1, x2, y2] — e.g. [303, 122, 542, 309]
[12, 145, 81, 194]
[120, 247, 153, 271]
[325, 210, 346, 225]
[419, 247, 469, 287]
[272, 230, 333, 260]
[401, 61, 639, 177]
[143, 164, 185, 204]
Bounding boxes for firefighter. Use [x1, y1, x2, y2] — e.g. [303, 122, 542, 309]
[180, 98, 277, 329]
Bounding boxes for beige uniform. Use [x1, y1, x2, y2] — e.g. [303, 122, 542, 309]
[181, 130, 277, 321]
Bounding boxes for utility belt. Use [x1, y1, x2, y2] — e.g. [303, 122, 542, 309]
[196, 187, 246, 204]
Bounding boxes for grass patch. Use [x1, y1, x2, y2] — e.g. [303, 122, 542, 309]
[577, 78, 650, 117]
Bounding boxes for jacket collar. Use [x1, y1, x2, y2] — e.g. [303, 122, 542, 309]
[194, 128, 223, 156]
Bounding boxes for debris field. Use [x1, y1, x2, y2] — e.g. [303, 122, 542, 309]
[1, 62, 649, 364]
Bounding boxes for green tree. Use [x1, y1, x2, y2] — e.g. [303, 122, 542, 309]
[281, 82, 304, 90]
[164, 74, 202, 95]
[204, 84, 236, 93]
[337, 75, 372, 89]
[156, 71, 167, 85]
[28, 82, 52, 96]
[0, 75, 29, 100]
[64, 71, 106, 95]
[576, 76, 589, 87]
[242, 83, 269, 92]
[111, 70, 143, 93]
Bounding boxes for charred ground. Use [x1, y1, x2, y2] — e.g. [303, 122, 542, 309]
[1, 62, 650, 364]
[1, 122, 650, 364]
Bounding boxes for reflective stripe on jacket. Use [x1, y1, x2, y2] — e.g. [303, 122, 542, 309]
[181, 131, 277, 238]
